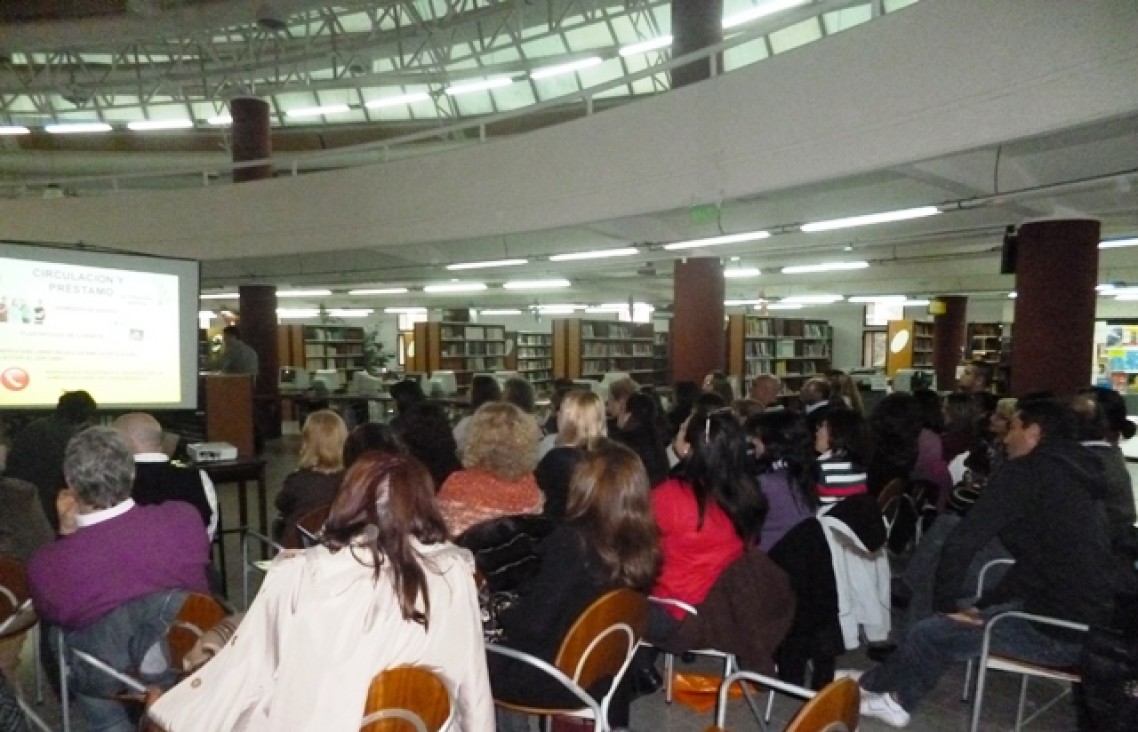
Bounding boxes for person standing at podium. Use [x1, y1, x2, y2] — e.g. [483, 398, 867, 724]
[216, 326, 259, 377]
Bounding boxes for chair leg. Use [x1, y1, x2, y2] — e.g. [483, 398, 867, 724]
[663, 652, 675, 704]
[764, 684, 775, 723]
[33, 623, 43, 705]
[961, 659, 973, 702]
[968, 662, 987, 732]
[56, 629, 70, 732]
[1015, 675, 1029, 731]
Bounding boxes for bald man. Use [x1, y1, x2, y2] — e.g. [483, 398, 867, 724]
[113, 413, 217, 539]
[748, 374, 784, 411]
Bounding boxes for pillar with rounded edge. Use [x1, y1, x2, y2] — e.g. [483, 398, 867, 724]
[1010, 219, 1100, 398]
[672, 258, 725, 386]
[671, 0, 723, 88]
[931, 296, 967, 392]
[238, 285, 280, 441]
[230, 96, 272, 182]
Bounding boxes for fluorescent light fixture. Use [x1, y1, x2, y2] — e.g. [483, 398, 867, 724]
[1114, 293, 1138, 301]
[1096, 284, 1116, 292]
[901, 299, 931, 307]
[446, 259, 528, 271]
[286, 104, 352, 118]
[327, 309, 374, 318]
[531, 57, 602, 80]
[663, 230, 771, 251]
[1008, 292, 1017, 299]
[207, 115, 232, 126]
[725, 299, 764, 307]
[549, 247, 638, 262]
[1100, 237, 1138, 249]
[723, 0, 810, 29]
[1105, 286, 1138, 296]
[724, 267, 762, 279]
[481, 309, 523, 316]
[585, 302, 654, 313]
[848, 295, 906, 303]
[781, 294, 845, 304]
[619, 35, 672, 57]
[199, 292, 238, 300]
[277, 289, 333, 298]
[197, 311, 214, 319]
[384, 307, 428, 314]
[277, 308, 320, 318]
[800, 206, 941, 233]
[348, 287, 408, 295]
[503, 279, 571, 290]
[781, 261, 870, 274]
[365, 92, 431, 109]
[764, 303, 803, 311]
[45, 122, 113, 134]
[0, 125, 30, 135]
[444, 77, 513, 96]
[535, 305, 581, 314]
[423, 283, 488, 294]
[127, 119, 193, 131]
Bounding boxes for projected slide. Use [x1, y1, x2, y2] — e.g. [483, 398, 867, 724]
[0, 243, 199, 409]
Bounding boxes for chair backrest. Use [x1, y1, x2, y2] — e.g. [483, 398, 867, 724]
[0, 555, 35, 636]
[166, 593, 229, 670]
[784, 677, 859, 732]
[876, 478, 905, 511]
[360, 665, 452, 732]
[296, 504, 331, 547]
[553, 588, 647, 691]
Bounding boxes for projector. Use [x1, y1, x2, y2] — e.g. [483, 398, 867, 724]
[188, 442, 238, 463]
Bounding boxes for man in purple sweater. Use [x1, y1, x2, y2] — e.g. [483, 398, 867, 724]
[28, 426, 211, 631]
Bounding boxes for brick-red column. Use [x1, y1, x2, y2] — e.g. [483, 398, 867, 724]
[671, 0, 723, 88]
[230, 97, 271, 182]
[932, 296, 967, 392]
[239, 285, 279, 440]
[672, 258, 725, 384]
[1011, 219, 1100, 398]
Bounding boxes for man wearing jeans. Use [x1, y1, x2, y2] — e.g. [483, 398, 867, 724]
[852, 397, 1122, 727]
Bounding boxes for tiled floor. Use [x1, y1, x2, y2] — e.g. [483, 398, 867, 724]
[13, 430, 1081, 731]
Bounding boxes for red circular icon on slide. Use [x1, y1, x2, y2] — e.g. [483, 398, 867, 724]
[1, 368, 29, 391]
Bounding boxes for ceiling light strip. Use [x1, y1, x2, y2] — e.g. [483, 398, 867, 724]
[723, 0, 810, 29]
[663, 230, 771, 251]
[781, 261, 869, 274]
[45, 123, 113, 134]
[531, 57, 602, 80]
[619, 36, 673, 57]
[800, 206, 940, 232]
[365, 93, 431, 109]
[444, 77, 513, 96]
[127, 120, 193, 131]
[423, 283, 488, 293]
[446, 259, 528, 271]
[348, 288, 409, 295]
[549, 247, 638, 262]
[502, 279, 571, 290]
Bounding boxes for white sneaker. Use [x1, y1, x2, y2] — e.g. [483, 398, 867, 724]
[834, 668, 864, 683]
[859, 690, 911, 728]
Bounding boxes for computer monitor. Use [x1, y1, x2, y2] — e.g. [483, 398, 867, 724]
[279, 366, 310, 390]
[428, 370, 459, 397]
[351, 370, 384, 396]
[312, 368, 343, 393]
[892, 369, 936, 393]
[492, 370, 521, 390]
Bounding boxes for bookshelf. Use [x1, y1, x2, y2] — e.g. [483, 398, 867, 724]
[411, 321, 508, 388]
[653, 328, 671, 386]
[552, 319, 655, 381]
[279, 324, 366, 381]
[885, 318, 935, 376]
[967, 322, 1011, 393]
[514, 331, 553, 392]
[726, 315, 833, 393]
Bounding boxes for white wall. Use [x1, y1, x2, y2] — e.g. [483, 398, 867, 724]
[1, 0, 1135, 261]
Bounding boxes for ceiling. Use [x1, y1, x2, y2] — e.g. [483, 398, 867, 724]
[2, 0, 1137, 316]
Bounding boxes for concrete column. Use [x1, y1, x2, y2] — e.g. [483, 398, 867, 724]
[238, 285, 279, 441]
[671, 0, 723, 88]
[672, 258, 725, 384]
[1011, 219, 1100, 398]
[230, 96, 272, 182]
[932, 296, 967, 391]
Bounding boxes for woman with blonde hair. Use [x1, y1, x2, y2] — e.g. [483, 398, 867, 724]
[147, 452, 495, 731]
[273, 409, 348, 547]
[535, 390, 606, 519]
[436, 402, 543, 534]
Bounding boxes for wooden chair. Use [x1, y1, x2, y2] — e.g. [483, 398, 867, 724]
[360, 665, 453, 731]
[705, 671, 859, 732]
[0, 555, 35, 637]
[486, 588, 647, 732]
[296, 504, 331, 548]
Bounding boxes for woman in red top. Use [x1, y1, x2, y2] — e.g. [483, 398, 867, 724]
[649, 408, 766, 635]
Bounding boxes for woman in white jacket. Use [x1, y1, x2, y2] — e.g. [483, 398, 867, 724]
[147, 451, 495, 731]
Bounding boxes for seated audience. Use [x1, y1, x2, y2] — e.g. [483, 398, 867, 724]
[911, 389, 953, 510]
[387, 378, 426, 432]
[342, 421, 405, 467]
[702, 371, 735, 404]
[814, 409, 870, 505]
[503, 376, 538, 421]
[453, 374, 501, 456]
[113, 412, 217, 537]
[826, 369, 863, 413]
[6, 389, 96, 531]
[534, 391, 607, 519]
[397, 401, 462, 490]
[489, 441, 659, 732]
[437, 403, 542, 535]
[666, 380, 701, 437]
[612, 392, 670, 488]
[273, 410, 347, 547]
[940, 392, 977, 463]
[850, 398, 1124, 728]
[746, 410, 816, 550]
[866, 393, 922, 496]
[148, 452, 494, 731]
[0, 475, 53, 693]
[540, 378, 578, 444]
[1074, 386, 1136, 541]
[800, 377, 832, 430]
[955, 360, 993, 393]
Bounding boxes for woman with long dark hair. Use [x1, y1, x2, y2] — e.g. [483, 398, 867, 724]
[612, 391, 670, 487]
[745, 410, 816, 551]
[148, 452, 494, 730]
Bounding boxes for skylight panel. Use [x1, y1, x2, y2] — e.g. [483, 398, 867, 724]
[629, 76, 666, 95]
[492, 84, 536, 112]
[563, 26, 611, 53]
[823, 4, 873, 34]
[884, 0, 920, 11]
[482, 46, 522, 65]
[451, 91, 495, 116]
[576, 57, 626, 88]
[769, 17, 823, 54]
[336, 11, 372, 33]
[521, 36, 569, 58]
[724, 37, 769, 71]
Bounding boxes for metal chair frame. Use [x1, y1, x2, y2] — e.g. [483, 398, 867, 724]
[708, 670, 859, 732]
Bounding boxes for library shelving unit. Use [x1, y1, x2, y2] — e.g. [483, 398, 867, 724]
[726, 315, 833, 394]
[411, 321, 508, 389]
[653, 329, 671, 386]
[552, 319, 655, 381]
[279, 324, 366, 381]
[966, 322, 1012, 392]
[884, 318, 935, 376]
[514, 331, 554, 392]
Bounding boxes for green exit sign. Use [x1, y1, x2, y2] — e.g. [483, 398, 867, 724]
[690, 204, 719, 224]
